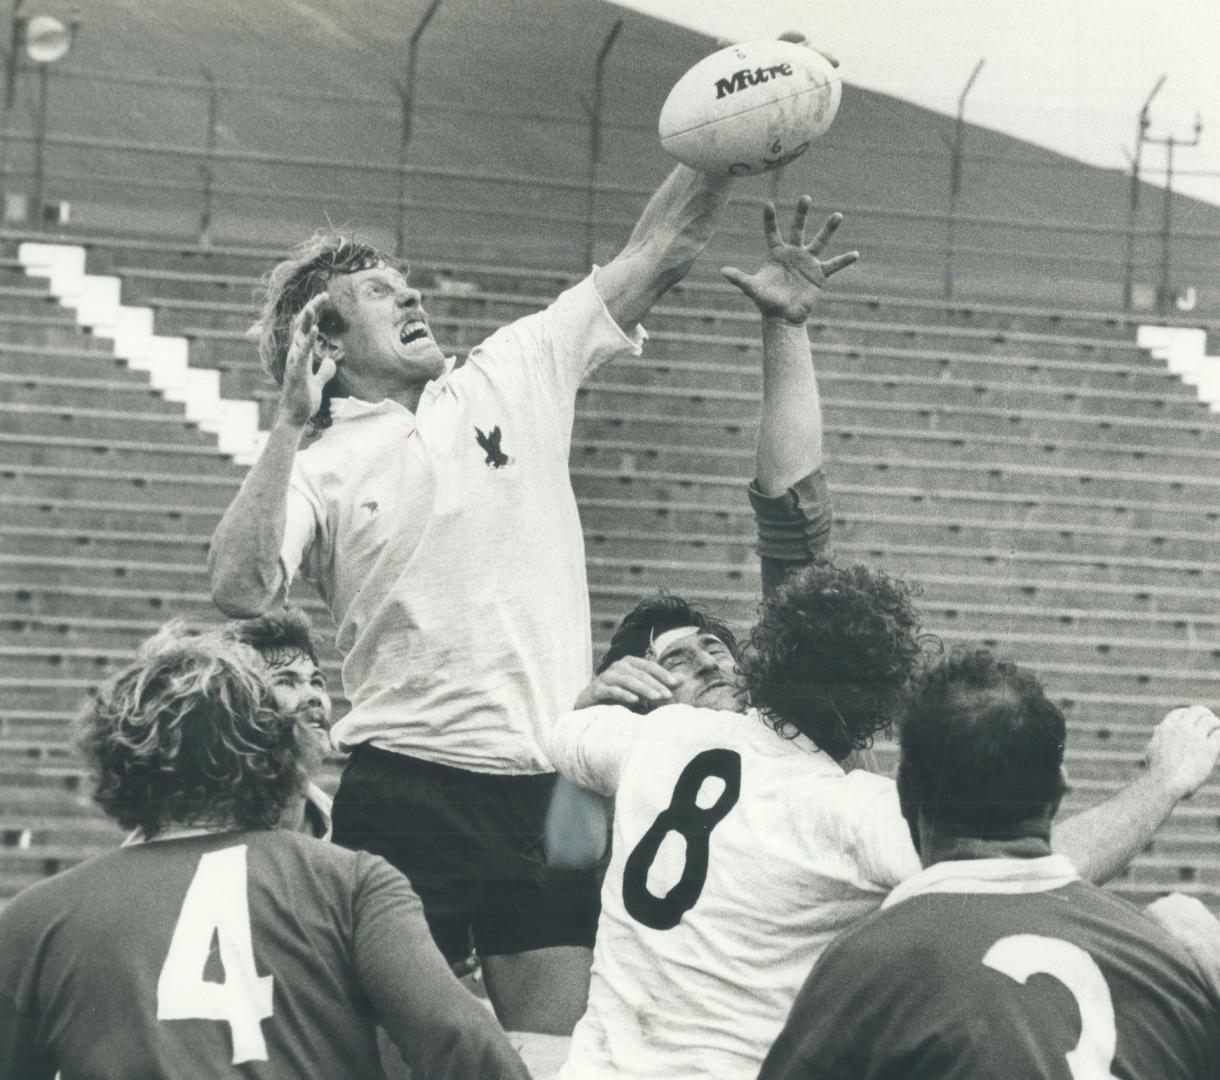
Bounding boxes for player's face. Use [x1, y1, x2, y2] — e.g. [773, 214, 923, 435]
[265, 653, 332, 744]
[654, 631, 744, 711]
[326, 264, 446, 385]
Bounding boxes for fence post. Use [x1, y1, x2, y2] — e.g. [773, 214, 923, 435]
[943, 57, 984, 301]
[30, 58, 46, 223]
[1120, 76, 1164, 311]
[395, 0, 442, 258]
[1145, 113, 1203, 314]
[198, 68, 218, 245]
[582, 19, 622, 272]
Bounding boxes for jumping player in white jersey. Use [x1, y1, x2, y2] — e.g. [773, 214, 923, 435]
[760, 650, 1220, 1080]
[207, 160, 733, 1033]
[0, 628, 529, 1080]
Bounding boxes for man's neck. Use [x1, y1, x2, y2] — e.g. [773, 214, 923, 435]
[918, 811, 1055, 867]
[335, 372, 427, 414]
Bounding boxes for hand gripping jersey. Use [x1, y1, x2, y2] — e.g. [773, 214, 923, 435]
[0, 830, 529, 1080]
[548, 704, 920, 1080]
[759, 856, 1220, 1080]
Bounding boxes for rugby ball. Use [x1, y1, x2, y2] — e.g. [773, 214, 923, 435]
[659, 40, 842, 177]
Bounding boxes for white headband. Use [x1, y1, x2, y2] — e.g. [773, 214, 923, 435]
[646, 625, 700, 661]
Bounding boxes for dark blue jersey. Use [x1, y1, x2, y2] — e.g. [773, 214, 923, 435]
[760, 858, 1220, 1080]
[0, 829, 528, 1080]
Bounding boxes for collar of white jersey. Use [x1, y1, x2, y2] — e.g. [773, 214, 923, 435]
[328, 363, 458, 420]
[882, 853, 1080, 910]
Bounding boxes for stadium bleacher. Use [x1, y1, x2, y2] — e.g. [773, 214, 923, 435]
[1, 225, 1218, 913]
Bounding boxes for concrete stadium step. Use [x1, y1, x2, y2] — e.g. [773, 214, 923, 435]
[831, 511, 1220, 563]
[585, 545, 1220, 611]
[833, 482, 1220, 536]
[0, 405, 220, 446]
[0, 317, 105, 350]
[0, 289, 73, 318]
[921, 601, 1220, 645]
[3, 613, 217, 650]
[6, 581, 327, 623]
[571, 459, 1220, 517]
[0, 709, 76, 741]
[0, 527, 213, 564]
[0, 554, 210, 593]
[586, 562, 1220, 618]
[0, 435, 244, 479]
[0, 495, 223, 536]
[0, 372, 197, 415]
[580, 375, 1213, 426]
[576, 402, 1220, 462]
[152, 290, 1157, 367]
[1107, 882, 1220, 916]
[0, 463, 240, 507]
[610, 348, 1177, 398]
[0, 815, 123, 850]
[0, 342, 140, 381]
[0, 648, 344, 686]
[573, 430, 1220, 491]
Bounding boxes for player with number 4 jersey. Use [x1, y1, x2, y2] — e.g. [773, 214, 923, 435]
[0, 629, 528, 1080]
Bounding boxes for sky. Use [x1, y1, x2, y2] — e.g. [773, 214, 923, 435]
[617, 0, 1220, 206]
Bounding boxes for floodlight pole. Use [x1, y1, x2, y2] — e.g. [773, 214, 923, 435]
[1121, 75, 1165, 310]
[0, 0, 27, 208]
[395, 0, 442, 257]
[583, 19, 622, 272]
[1144, 113, 1203, 314]
[943, 57, 984, 300]
[30, 8, 79, 229]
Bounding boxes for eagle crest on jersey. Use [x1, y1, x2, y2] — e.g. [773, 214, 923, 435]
[475, 425, 512, 468]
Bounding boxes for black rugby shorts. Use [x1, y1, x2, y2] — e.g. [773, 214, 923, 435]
[332, 744, 601, 963]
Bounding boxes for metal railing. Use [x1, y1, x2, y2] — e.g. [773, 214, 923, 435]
[0, 51, 1215, 315]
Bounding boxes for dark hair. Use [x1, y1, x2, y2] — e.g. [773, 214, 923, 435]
[228, 606, 320, 670]
[251, 233, 403, 431]
[598, 593, 741, 674]
[76, 627, 314, 838]
[742, 560, 927, 761]
[897, 648, 1068, 839]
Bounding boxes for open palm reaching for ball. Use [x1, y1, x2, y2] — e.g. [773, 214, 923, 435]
[722, 197, 859, 323]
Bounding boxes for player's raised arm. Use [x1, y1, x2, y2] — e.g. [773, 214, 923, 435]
[724, 199, 857, 597]
[725, 199, 857, 495]
[1052, 704, 1220, 883]
[209, 292, 335, 617]
[594, 164, 732, 331]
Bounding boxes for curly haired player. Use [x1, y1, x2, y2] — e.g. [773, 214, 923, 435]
[0, 629, 529, 1080]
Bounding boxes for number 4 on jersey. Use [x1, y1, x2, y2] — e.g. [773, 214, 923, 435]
[157, 845, 274, 1064]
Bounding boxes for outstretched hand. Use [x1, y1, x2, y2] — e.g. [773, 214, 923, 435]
[280, 291, 338, 427]
[721, 197, 858, 324]
[1145, 704, 1220, 801]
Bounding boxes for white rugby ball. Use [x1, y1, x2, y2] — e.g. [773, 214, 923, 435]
[659, 40, 842, 177]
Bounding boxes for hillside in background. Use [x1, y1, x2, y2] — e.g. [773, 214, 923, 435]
[5, 0, 1218, 305]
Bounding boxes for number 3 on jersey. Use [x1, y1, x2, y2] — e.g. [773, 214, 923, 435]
[157, 845, 274, 1064]
[622, 748, 741, 930]
[984, 934, 1120, 1080]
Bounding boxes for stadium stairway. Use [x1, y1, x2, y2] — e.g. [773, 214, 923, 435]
[1, 234, 1219, 914]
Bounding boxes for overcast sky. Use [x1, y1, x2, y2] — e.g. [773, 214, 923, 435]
[617, 0, 1220, 206]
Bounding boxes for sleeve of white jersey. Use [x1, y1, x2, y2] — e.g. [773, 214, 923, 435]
[465, 275, 646, 411]
[848, 777, 922, 889]
[548, 704, 648, 796]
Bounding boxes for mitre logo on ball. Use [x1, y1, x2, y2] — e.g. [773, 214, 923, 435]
[659, 40, 842, 177]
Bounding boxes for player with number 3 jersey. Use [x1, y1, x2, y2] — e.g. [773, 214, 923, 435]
[0, 630, 528, 1080]
[759, 651, 1220, 1080]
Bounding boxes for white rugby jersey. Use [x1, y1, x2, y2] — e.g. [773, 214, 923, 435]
[280, 275, 645, 774]
[548, 703, 920, 1080]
